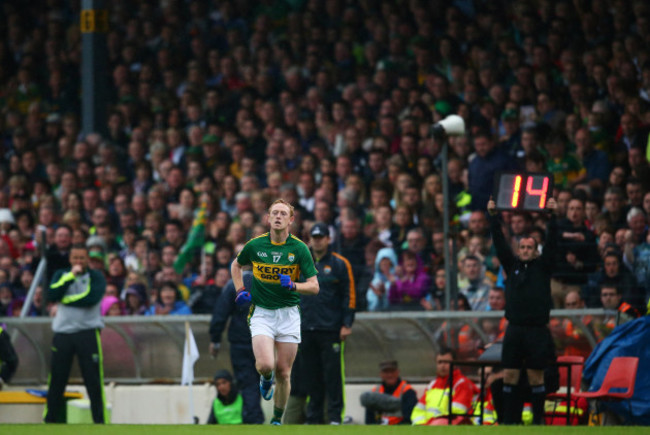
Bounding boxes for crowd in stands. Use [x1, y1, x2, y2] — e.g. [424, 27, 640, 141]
[0, 0, 649, 343]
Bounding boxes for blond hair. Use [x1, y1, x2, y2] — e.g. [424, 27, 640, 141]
[268, 199, 294, 217]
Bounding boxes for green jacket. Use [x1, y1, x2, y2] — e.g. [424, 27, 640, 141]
[49, 269, 106, 307]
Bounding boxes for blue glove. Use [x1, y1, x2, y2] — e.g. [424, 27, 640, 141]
[279, 274, 296, 291]
[235, 288, 251, 306]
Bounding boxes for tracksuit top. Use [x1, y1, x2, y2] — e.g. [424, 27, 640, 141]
[50, 268, 106, 333]
[301, 248, 356, 331]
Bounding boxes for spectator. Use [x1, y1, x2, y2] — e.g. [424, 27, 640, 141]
[574, 128, 611, 194]
[88, 250, 106, 272]
[367, 247, 397, 312]
[595, 284, 640, 339]
[388, 251, 430, 310]
[626, 207, 648, 245]
[421, 267, 445, 311]
[189, 265, 228, 315]
[45, 225, 73, 283]
[468, 131, 514, 211]
[390, 205, 415, 249]
[100, 295, 122, 316]
[625, 178, 646, 209]
[145, 281, 191, 316]
[584, 252, 643, 312]
[545, 134, 583, 189]
[481, 287, 507, 343]
[551, 198, 600, 308]
[0, 284, 13, 317]
[335, 214, 367, 287]
[403, 227, 428, 270]
[121, 283, 148, 316]
[602, 187, 628, 231]
[625, 228, 650, 297]
[458, 255, 491, 311]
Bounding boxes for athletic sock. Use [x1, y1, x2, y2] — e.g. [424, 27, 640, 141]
[273, 406, 284, 421]
[502, 383, 521, 424]
[530, 384, 546, 425]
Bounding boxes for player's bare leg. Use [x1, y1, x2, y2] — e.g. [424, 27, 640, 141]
[253, 335, 276, 402]
[252, 335, 276, 376]
[272, 341, 298, 423]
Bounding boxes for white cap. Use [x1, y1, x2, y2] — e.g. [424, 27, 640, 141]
[0, 209, 14, 224]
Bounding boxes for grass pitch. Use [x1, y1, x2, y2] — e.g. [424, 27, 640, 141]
[4, 425, 649, 435]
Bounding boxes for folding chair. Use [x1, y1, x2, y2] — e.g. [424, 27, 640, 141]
[573, 356, 639, 425]
[545, 355, 585, 425]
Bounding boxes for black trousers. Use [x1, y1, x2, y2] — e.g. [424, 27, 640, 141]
[301, 330, 344, 424]
[45, 329, 105, 424]
[230, 344, 265, 424]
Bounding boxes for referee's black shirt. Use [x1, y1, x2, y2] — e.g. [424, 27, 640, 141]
[489, 214, 558, 326]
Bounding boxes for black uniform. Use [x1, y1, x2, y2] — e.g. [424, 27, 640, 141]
[45, 268, 106, 424]
[0, 324, 19, 386]
[209, 271, 264, 424]
[490, 214, 557, 368]
[490, 212, 557, 425]
[300, 248, 356, 424]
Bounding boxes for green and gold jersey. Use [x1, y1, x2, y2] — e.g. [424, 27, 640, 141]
[236, 232, 317, 309]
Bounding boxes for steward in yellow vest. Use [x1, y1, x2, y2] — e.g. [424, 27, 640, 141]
[207, 370, 243, 424]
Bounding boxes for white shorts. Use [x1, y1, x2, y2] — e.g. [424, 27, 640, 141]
[250, 305, 301, 343]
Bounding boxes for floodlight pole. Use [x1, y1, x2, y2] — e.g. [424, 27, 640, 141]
[441, 137, 455, 311]
[81, 0, 109, 136]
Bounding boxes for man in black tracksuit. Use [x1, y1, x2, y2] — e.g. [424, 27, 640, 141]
[209, 271, 264, 424]
[45, 244, 106, 424]
[488, 197, 557, 425]
[300, 222, 356, 424]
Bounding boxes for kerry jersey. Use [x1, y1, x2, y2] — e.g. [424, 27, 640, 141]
[236, 232, 317, 309]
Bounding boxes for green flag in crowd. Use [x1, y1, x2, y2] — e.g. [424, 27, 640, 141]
[173, 203, 208, 274]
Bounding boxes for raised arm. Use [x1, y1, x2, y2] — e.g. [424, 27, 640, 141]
[487, 198, 516, 272]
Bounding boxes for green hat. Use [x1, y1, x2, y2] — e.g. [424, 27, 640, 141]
[89, 251, 105, 260]
[501, 108, 518, 121]
[186, 146, 203, 155]
[201, 134, 219, 145]
[434, 100, 452, 117]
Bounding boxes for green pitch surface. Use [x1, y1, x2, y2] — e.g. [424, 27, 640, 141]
[4, 426, 649, 435]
